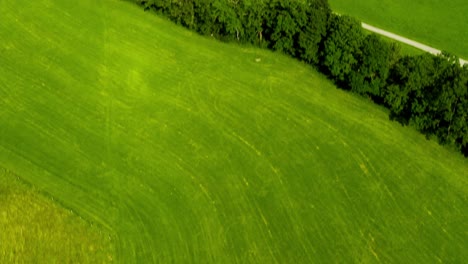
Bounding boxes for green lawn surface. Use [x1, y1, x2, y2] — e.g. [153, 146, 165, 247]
[329, 0, 468, 59]
[1, 0, 467, 262]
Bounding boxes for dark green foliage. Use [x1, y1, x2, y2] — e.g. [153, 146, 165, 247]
[198, 0, 243, 41]
[264, 0, 302, 55]
[385, 55, 432, 121]
[385, 53, 468, 153]
[349, 34, 399, 97]
[322, 14, 365, 83]
[296, 0, 329, 64]
[431, 55, 468, 153]
[238, 1, 268, 46]
[387, 55, 441, 128]
[262, 0, 329, 63]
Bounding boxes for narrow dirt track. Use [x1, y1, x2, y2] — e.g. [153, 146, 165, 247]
[361, 23, 467, 65]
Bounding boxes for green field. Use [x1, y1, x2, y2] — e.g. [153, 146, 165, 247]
[1, 0, 467, 262]
[329, 0, 468, 59]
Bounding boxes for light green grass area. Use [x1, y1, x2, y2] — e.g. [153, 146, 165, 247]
[329, 0, 468, 59]
[0, 168, 115, 263]
[1, 0, 467, 262]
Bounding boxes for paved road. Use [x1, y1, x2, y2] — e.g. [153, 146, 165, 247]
[362, 22, 467, 66]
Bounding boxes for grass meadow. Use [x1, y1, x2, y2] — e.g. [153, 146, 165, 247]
[329, 0, 468, 58]
[1, 0, 467, 262]
[0, 169, 115, 263]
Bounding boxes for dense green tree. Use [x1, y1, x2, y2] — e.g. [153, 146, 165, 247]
[322, 14, 365, 83]
[264, 0, 304, 55]
[385, 53, 468, 153]
[349, 34, 398, 97]
[164, 0, 196, 29]
[296, 0, 330, 64]
[239, 0, 269, 46]
[430, 54, 468, 149]
[203, 0, 243, 41]
[385, 54, 436, 124]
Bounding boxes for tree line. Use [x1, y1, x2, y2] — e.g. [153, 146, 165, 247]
[130, 0, 468, 157]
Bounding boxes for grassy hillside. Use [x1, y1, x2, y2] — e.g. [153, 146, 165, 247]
[1, 0, 467, 263]
[329, 0, 468, 59]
